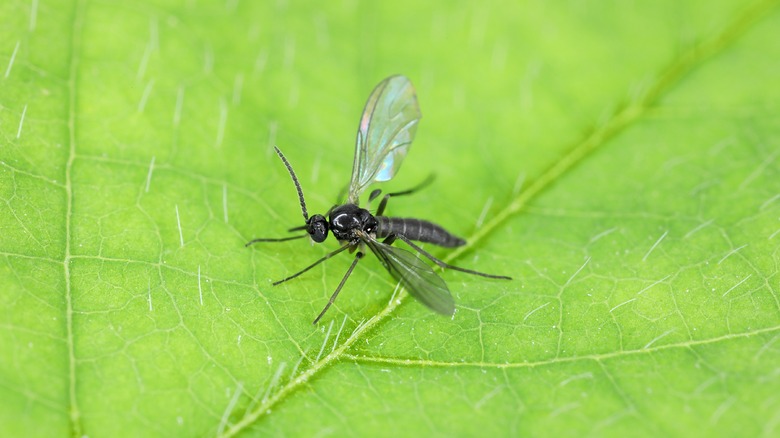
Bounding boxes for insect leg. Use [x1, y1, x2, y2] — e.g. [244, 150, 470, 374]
[375, 174, 435, 216]
[273, 244, 351, 285]
[312, 251, 365, 324]
[394, 234, 512, 280]
[245, 234, 307, 246]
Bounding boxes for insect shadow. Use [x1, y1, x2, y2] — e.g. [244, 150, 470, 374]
[247, 75, 511, 324]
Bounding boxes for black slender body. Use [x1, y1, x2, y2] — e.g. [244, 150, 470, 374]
[328, 204, 377, 243]
[247, 74, 511, 324]
[328, 204, 465, 248]
[376, 217, 464, 247]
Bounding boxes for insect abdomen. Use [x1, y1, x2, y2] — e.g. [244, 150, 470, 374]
[376, 217, 466, 247]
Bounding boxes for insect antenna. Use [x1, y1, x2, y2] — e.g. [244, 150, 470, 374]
[272, 146, 310, 222]
[245, 147, 312, 247]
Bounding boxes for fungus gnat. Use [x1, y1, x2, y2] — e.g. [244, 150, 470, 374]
[247, 75, 511, 324]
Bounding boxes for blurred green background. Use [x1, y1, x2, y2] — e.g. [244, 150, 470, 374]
[1, 0, 779, 436]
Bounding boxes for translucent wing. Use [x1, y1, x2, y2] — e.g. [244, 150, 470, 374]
[364, 236, 455, 315]
[347, 75, 421, 204]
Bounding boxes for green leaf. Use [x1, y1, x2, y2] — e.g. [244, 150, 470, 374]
[2, 0, 779, 436]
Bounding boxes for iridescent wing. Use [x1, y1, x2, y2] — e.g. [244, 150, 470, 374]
[363, 236, 455, 315]
[347, 75, 421, 204]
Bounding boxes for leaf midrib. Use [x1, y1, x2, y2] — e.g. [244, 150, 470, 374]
[218, 1, 780, 436]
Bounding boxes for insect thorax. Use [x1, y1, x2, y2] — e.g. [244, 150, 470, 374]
[329, 204, 378, 242]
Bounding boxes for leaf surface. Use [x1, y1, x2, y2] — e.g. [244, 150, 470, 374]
[1, 1, 779, 436]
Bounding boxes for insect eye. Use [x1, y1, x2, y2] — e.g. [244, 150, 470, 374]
[307, 215, 328, 243]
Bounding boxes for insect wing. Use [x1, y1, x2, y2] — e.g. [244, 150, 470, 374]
[365, 237, 455, 315]
[348, 75, 421, 204]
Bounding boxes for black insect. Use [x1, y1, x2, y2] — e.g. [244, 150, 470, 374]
[247, 75, 511, 324]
